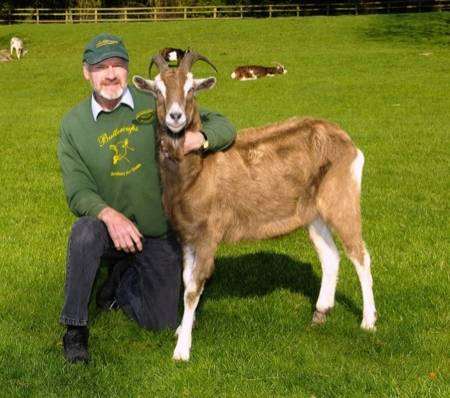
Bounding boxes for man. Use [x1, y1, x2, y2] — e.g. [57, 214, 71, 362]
[58, 33, 236, 364]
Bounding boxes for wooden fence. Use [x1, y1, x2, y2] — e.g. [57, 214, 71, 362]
[1, 1, 449, 24]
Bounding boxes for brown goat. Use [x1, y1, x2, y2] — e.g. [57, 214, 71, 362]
[133, 52, 376, 361]
[231, 63, 287, 80]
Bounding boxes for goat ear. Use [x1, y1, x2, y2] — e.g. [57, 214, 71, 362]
[133, 75, 157, 96]
[194, 77, 216, 92]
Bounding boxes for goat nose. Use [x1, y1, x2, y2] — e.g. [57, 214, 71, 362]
[169, 111, 182, 121]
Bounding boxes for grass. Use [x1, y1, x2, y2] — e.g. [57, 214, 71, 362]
[0, 12, 449, 397]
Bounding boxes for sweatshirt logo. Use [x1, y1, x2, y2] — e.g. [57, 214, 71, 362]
[96, 124, 142, 177]
[135, 109, 154, 124]
[97, 124, 139, 148]
[109, 138, 135, 165]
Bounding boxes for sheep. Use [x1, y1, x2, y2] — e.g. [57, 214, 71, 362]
[10, 37, 24, 60]
[132, 51, 377, 361]
[231, 63, 287, 80]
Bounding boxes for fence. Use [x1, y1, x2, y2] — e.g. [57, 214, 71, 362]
[1, 1, 449, 24]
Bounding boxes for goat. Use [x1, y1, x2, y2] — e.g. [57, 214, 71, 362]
[132, 51, 377, 361]
[159, 47, 187, 66]
[231, 63, 287, 80]
[10, 37, 24, 60]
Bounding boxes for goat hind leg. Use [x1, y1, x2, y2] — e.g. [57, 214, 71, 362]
[308, 217, 340, 325]
[346, 243, 376, 331]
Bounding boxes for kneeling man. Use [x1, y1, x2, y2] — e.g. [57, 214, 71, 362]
[58, 33, 236, 363]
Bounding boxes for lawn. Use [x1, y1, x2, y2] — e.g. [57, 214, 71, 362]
[0, 12, 449, 397]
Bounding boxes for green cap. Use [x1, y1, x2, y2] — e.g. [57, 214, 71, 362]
[83, 33, 129, 65]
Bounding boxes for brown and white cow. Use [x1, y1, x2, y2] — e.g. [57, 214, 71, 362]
[231, 63, 287, 80]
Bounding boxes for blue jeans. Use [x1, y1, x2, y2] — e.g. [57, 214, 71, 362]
[60, 217, 182, 330]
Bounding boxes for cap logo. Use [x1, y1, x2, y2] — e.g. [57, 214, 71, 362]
[96, 39, 119, 48]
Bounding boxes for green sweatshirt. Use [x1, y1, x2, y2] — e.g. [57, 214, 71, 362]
[58, 85, 236, 237]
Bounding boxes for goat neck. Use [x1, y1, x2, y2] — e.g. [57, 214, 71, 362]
[156, 105, 204, 196]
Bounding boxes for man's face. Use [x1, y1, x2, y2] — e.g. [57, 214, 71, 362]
[83, 57, 128, 101]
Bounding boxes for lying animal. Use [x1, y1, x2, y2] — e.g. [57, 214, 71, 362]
[133, 51, 377, 361]
[10, 37, 24, 60]
[159, 47, 187, 66]
[231, 63, 287, 80]
[0, 49, 12, 62]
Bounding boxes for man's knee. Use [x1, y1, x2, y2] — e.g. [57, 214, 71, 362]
[69, 216, 106, 251]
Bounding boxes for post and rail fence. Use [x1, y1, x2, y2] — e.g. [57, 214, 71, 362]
[1, 1, 449, 24]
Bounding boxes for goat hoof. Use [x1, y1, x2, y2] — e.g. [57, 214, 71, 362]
[311, 310, 328, 326]
[173, 346, 190, 362]
[361, 321, 377, 332]
[361, 314, 377, 331]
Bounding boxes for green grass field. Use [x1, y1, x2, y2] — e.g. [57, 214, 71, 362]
[1, 12, 449, 397]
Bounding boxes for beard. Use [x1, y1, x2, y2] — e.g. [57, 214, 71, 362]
[98, 84, 124, 101]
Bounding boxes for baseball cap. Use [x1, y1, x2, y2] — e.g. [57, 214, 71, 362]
[83, 33, 129, 65]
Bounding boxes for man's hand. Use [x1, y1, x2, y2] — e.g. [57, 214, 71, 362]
[184, 131, 206, 154]
[98, 207, 143, 253]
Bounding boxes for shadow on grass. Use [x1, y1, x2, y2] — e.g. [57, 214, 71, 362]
[202, 252, 359, 317]
[361, 13, 450, 47]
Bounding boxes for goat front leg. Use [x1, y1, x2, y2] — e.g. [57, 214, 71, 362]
[173, 244, 215, 361]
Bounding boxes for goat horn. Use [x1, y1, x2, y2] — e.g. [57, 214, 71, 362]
[148, 54, 169, 78]
[180, 50, 218, 73]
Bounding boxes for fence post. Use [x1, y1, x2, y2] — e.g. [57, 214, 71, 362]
[95, 8, 98, 23]
[184, 7, 187, 19]
[240, 6, 243, 18]
[213, 6, 217, 18]
[124, 8, 127, 22]
[296, 5, 299, 17]
[36, 8, 39, 24]
[269, 4, 272, 18]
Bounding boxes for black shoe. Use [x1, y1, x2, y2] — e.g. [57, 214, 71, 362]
[63, 326, 89, 364]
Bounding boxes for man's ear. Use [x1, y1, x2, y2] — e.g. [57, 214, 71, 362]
[133, 75, 157, 97]
[194, 77, 216, 92]
[82, 64, 90, 81]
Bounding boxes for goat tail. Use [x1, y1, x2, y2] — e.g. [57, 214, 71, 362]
[308, 119, 357, 168]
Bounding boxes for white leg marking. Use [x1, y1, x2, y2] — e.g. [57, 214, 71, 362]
[351, 248, 377, 331]
[173, 245, 200, 361]
[351, 149, 365, 192]
[309, 218, 340, 315]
